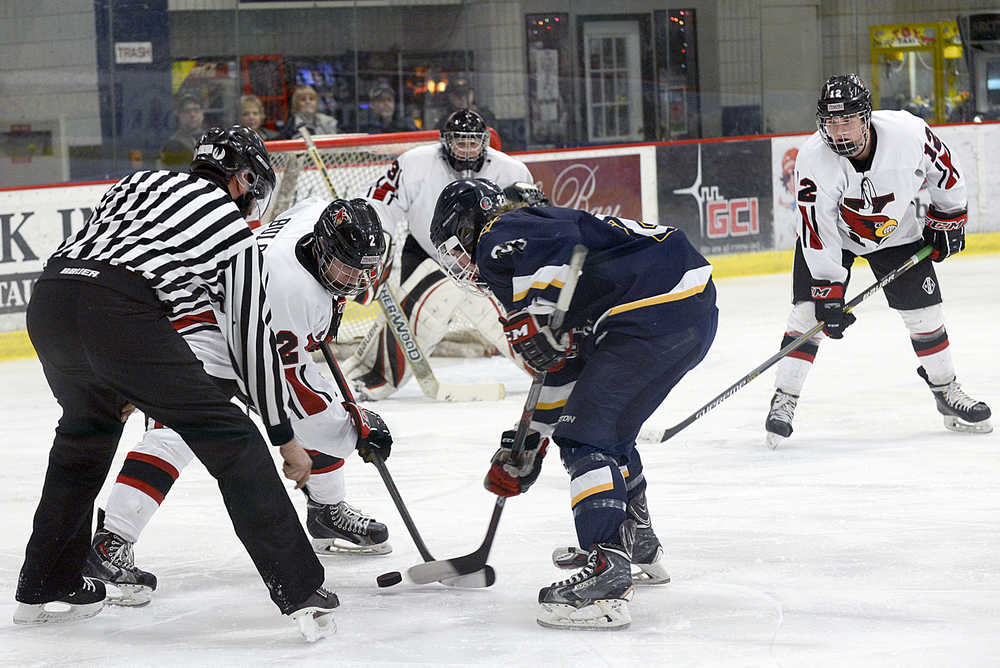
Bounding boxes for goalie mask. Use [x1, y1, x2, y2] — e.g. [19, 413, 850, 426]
[816, 74, 872, 158]
[440, 109, 490, 175]
[191, 125, 276, 220]
[313, 199, 386, 298]
[430, 178, 506, 292]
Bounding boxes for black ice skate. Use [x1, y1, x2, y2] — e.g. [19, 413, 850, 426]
[918, 366, 993, 434]
[765, 389, 799, 449]
[306, 499, 391, 555]
[287, 585, 339, 642]
[538, 521, 636, 630]
[83, 527, 158, 606]
[551, 492, 669, 585]
[13, 576, 106, 625]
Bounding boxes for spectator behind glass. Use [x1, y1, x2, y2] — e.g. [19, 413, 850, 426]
[240, 94, 277, 140]
[157, 94, 204, 170]
[283, 85, 338, 138]
[435, 77, 497, 131]
[358, 83, 418, 134]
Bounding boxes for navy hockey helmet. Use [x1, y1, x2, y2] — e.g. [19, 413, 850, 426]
[440, 109, 490, 174]
[815, 74, 872, 158]
[191, 125, 276, 218]
[430, 178, 506, 290]
[502, 182, 550, 208]
[313, 198, 386, 297]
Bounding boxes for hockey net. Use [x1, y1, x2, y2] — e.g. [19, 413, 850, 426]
[262, 131, 495, 356]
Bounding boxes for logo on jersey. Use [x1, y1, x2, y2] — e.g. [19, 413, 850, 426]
[839, 178, 898, 245]
[922, 277, 937, 295]
[489, 238, 527, 259]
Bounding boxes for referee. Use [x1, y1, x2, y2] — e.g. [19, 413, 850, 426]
[15, 126, 333, 636]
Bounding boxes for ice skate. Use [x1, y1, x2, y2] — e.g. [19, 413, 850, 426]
[538, 521, 635, 630]
[288, 585, 339, 642]
[306, 499, 391, 555]
[551, 492, 669, 585]
[83, 527, 158, 606]
[765, 389, 798, 449]
[918, 367, 992, 434]
[13, 576, 106, 625]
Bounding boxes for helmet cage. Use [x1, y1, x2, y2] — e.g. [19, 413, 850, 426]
[816, 107, 871, 158]
[435, 234, 487, 294]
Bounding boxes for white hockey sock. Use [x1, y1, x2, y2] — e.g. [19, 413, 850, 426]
[103, 483, 160, 544]
[898, 305, 955, 384]
[306, 467, 347, 505]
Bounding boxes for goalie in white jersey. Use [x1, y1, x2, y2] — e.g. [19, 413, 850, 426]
[343, 108, 535, 399]
[85, 198, 395, 605]
[765, 74, 991, 449]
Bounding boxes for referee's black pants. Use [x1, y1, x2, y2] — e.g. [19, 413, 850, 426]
[18, 268, 324, 613]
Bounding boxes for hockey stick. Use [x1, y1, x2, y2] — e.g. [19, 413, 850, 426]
[319, 340, 495, 587]
[637, 244, 935, 444]
[407, 245, 589, 585]
[299, 127, 504, 403]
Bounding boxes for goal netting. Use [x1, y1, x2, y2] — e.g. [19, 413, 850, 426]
[262, 131, 495, 357]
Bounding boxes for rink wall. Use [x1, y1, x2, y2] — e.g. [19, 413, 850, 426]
[1, 123, 999, 361]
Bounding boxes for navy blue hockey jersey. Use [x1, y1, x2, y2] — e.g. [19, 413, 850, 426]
[476, 206, 715, 336]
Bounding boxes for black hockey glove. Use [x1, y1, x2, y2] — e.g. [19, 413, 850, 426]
[923, 206, 967, 263]
[811, 280, 855, 339]
[343, 402, 392, 463]
[501, 310, 573, 374]
[484, 429, 548, 497]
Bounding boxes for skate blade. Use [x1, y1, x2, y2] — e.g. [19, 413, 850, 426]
[104, 583, 154, 607]
[536, 598, 632, 630]
[765, 431, 786, 450]
[943, 415, 993, 434]
[13, 599, 105, 625]
[632, 562, 671, 585]
[291, 608, 336, 642]
[311, 538, 392, 556]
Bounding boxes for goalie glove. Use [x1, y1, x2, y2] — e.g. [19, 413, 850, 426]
[484, 429, 548, 497]
[501, 309, 573, 374]
[342, 402, 392, 463]
[811, 280, 855, 339]
[922, 206, 967, 262]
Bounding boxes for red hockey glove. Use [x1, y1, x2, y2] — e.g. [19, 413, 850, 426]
[923, 206, 967, 262]
[501, 310, 573, 374]
[484, 429, 548, 497]
[811, 280, 855, 339]
[342, 402, 392, 463]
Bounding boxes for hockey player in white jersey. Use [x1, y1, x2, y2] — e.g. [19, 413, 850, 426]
[342, 108, 534, 399]
[765, 74, 991, 449]
[85, 198, 394, 605]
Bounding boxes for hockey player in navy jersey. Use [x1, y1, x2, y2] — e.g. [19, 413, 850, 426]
[764, 74, 991, 449]
[430, 179, 718, 630]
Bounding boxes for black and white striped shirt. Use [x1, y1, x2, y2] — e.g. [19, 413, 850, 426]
[52, 170, 293, 444]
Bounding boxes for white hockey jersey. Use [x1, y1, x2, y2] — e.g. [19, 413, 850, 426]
[794, 109, 967, 283]
[177, 197, 355, 458]
[367, 143, 533, 258]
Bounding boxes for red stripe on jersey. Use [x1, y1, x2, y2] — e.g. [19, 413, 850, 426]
[284, 367, 328, 415]
[171, 310, 218, 332]
[116, 475, 166, 504]
[126, 452, 180, 480]
[788, 349, 815, 363]
[798, 205, 823, 250]
[312, 459, 345, 474]
[916, 340, 950, 357]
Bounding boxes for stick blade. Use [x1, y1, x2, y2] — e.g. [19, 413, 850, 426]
[407, 552, 487, 584]
[435, 382, 505, 402]
[439, 566, 497, 588]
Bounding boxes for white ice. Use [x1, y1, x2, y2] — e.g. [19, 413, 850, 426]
[1, 255, 997, 667]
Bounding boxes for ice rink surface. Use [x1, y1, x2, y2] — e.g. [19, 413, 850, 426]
[1, 255, 997, 668]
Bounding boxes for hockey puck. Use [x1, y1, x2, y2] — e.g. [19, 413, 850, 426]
[376, 571, 403, 588]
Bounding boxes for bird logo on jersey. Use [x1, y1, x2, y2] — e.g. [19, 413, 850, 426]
[838, 177, 897, 245]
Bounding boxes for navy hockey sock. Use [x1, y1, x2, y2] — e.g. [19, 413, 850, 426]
[561, 444, 627, 550]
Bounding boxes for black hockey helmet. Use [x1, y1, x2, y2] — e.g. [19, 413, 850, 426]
[312, 198, 386, 297]
[815, 74, 872, 158]
[440, 109, 490, 174]
[502, 182, 550, 208]
[191, 125, 276, 218]
[430, 178, 505, 290]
